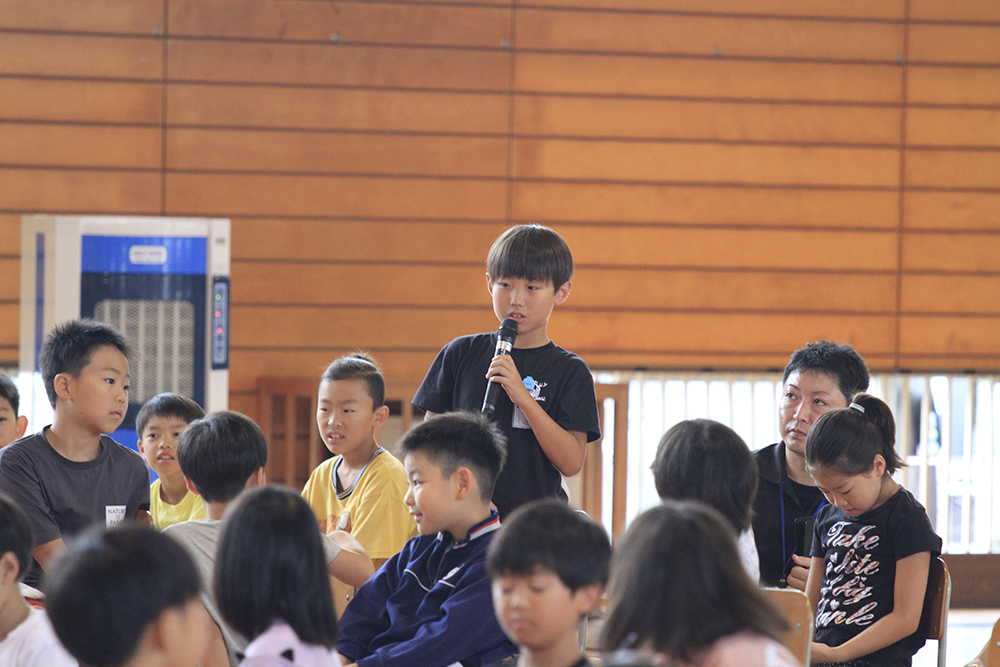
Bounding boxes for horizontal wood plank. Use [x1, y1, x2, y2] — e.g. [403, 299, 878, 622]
[166, 84, 508, 134]
[166, 129, 507, 177]
[902, 233, 1000, 272]
[907, 67, 1000, 106]
[513, 139, 900, 187]
[902, 193, 1000, 230]
[899, 316, 1000, 356]
[0, 0, 162, 34]
[909, 0, 1000, 22]
[0, 123, 161, 169]
[513, 96, 901, 144]
[0, 168, 161, 213]
[0, 304, 17, 347]
[230, 305, 896, 358]
[165, 173, 508, 220]
[906, 151, 1000, 189]
[516, 10, 903, 61]
[516, 53, 903, 102]
[521, 0, 903, 19]
[230, 219, 504, 263]
[561, 226, 900, 271]
[0, 33, 162, 80]
[0, 78, 161, 124]
[167, 41, 509, 91]
[906, 108, 1000, 148]
[512, 182, 900, 227]
[0, 258, 17, 301]
[908, 25, 1000, 66]
[233, 261, 899, 313]
[901, 275, 1000, 314]
[0, 215, 21, 254]
[169, 0, 510, 47]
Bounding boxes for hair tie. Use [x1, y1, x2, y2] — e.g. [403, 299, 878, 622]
[849, 402, 865, 414]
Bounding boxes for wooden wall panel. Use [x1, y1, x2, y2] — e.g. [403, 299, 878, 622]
[515, 54, 903, 101]
[513, 97, 901, 144]
[903, 193, 1000, 231]
[901, 276, 1000, 315]
[523, 0, 903, 19]
[0, 124, 160, 169]
[169, 0, 511, 47]
[165, 174, 507, 220]
[513, 140, 899, 186]
[0, 0, 162, 33]
[166, 129, 507, 178]
[907, 108, 1000, 147]
[906, 151, 1000, 190]
[0, 169, 161, 214]
[907, 67, 1000, 106]
[908, 25, 1000, 65]
[168, 41, 509, 91]
[902, 234, 1000, 272]
[513, 183, 899, 228]
[516, 10, 903, 61]
[166, 85, 508, 134]
[0, 34, 161, 79]
[909, 0, 1000, 22]
[0, 79, 161, 124]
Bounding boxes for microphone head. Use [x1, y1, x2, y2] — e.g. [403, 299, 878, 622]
[498, 318, 519, 341]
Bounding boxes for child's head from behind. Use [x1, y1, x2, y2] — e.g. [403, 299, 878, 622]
[39, 318, 131, 410]
[487, 224, 574, 290]
[0, 493, 33, 586]
[805, 393, 904, 517]
[136, 393, 205, 479]
[397, 412, 506, 535]
[651, 419, 757, 533]
[45, 526, 208, 667]
[215, 485, 338, 648]
[0, 373, 27, 447]
[177, 411, 268, 504]
[487, 500, 610, 652]
[601, 500, 786, 661]
[316, 353, 389, 457]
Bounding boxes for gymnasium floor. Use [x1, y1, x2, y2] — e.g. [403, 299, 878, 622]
[913, 609, 998, 667]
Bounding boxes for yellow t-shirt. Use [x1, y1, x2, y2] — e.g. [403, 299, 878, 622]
[302, 448, 417, 560]
[149, 478, 208, 530]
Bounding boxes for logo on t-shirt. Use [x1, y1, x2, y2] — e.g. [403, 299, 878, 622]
[106, 505, 127, 527]
[513, 377, 548, 429]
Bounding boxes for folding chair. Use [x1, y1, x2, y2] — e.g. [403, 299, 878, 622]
[921, 556, 952, 667]
[762, 586, 813, 666]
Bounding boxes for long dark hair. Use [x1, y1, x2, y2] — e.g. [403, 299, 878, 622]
[214, 486, 338, 647]
[601, 501, 787, 661]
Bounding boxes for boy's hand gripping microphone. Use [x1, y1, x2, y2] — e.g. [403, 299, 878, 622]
[481, 319, 519, 418]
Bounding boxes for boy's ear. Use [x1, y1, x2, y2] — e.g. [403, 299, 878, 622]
[52, 373, 73, 401]
[373, 404, 390, 427]
[485, 273, 494, 295]
[572, 583, 604, 616]
[246, 466, 266, 488]
[14, 415, 27, 440]
[0, 551, 21, 585]
[554, 280, 572, 305]
[185, 477, 200, 496]
[453, 466, 475, 502]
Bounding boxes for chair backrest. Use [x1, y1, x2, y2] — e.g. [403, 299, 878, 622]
[920, 556, 952, 667]
[762, 587, 813, 666]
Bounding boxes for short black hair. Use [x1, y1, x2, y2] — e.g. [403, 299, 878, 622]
[0, 494, 33, 581]
[45, 526, 201, 667]
[39, 319, 131, 408]
[321, 352, 385, 408]
[783, 340, 869, 403]
[215, 486, 338, 648]
[488, 499, 610, 593]
[651, 419, 757, 533]
[177, 411, 269, 503]
[0, 373, 19, 416]
[136, 392, 206, 438]
[397, 412, 506, 503]
[600, 501, 787, 661]
[487, 224, 574, 289]
[806, 393, 905, 476]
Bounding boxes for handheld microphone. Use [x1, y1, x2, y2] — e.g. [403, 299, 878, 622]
[481, 318, 518, 418]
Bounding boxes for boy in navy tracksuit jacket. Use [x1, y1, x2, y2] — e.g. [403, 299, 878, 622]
[337, 413, 517, 667]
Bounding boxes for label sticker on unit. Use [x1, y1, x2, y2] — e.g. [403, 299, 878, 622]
[129, 245, 168, 265]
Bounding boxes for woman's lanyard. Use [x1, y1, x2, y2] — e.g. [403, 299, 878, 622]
[779, 487, 827, 581]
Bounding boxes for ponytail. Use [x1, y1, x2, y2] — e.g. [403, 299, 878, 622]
[805, 393, 905, 475]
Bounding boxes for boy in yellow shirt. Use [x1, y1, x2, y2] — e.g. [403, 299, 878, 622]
[302, 354, 417, 564]
[136, 393, 207, 530]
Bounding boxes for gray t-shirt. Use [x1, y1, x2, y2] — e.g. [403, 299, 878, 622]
[0, 428, 150, 587]
[165, 518, 343, 667]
